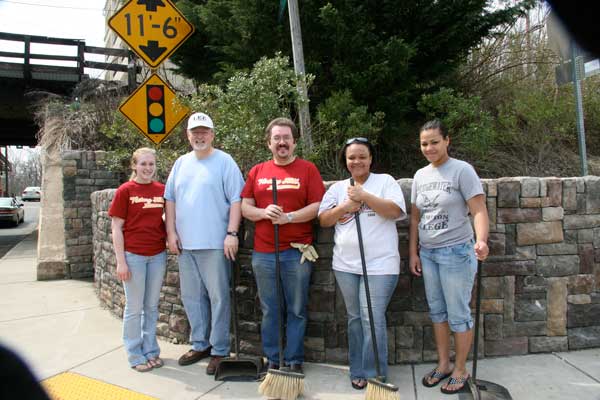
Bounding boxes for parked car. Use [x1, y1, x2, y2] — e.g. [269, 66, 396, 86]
[21, 186, 41, 201]
[0, 197, 24, 226]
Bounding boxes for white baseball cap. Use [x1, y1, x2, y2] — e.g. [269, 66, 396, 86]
[187, 112, 214, 130]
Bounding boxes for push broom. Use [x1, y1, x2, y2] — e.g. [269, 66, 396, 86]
[350, 178, 400, 400]
[258, 177, 304, 400]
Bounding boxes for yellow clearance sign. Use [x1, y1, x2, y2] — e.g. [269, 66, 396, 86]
[119, 73, 190, 145]
[108, 0, 194, 68]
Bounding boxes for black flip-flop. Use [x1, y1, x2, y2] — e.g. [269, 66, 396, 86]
[422, 368, 452, 387]
[440, 375, 469, 394]
[351, 379, 367, 390]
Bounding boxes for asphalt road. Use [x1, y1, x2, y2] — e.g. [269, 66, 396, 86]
[0, 201, 39, 259]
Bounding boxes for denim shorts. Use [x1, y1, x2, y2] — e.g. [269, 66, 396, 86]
[419, 240, 477, 333]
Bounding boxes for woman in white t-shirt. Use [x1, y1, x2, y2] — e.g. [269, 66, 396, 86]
[409, 120, 489, 395]
[318, 137, 406, 390]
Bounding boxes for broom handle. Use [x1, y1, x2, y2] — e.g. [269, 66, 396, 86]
[230, 260, 240, 359]
[272, 177, 284, 367]
[472, 259, 482, 381]
[350, 178, 383, 379]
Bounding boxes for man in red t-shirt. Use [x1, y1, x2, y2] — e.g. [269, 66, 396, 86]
[241, 117, 325, 373]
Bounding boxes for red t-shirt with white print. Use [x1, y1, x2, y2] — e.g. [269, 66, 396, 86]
[241, 158, 325, 252]
[109, 180, 166, 256]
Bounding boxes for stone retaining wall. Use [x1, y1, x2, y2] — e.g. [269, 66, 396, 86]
[92, 176, 600, 363]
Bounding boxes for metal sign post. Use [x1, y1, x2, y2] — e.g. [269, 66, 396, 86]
[571, 41, 588, 176]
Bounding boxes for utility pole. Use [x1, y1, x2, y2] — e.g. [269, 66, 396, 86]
[287, 0, 313, 153]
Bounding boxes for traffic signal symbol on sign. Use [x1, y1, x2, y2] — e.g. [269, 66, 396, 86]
[147, 85, 165, 134]
[119, 74, 190, 145]
[108, 0, 195, 68]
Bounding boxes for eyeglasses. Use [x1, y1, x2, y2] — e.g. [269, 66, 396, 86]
[345, 137, 369, 145]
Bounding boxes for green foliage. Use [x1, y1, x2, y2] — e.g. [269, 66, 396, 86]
[173, 0, 532, 134]
[185, 54, 310, 174]
[417, 88, 497, 166]
[311, 90, 385, 180]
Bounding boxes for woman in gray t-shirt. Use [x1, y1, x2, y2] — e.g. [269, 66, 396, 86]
[409, 120, 489, 395]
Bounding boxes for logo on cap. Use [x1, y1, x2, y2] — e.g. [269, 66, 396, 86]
[187, 112, 214, 130]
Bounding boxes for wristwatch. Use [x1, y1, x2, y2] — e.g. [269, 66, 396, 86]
[286, 212, 294, 223]
[226, 231, 238, 237]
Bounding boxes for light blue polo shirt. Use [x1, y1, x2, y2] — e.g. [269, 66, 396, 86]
[164, 150, 244, 250]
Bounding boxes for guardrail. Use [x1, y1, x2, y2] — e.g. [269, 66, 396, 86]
[0, 32, 138, 90]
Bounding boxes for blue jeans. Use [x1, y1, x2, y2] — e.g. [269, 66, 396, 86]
[123, 251, 167, 367]
[252, 249, 312, 366]
[334, 271, 398, 380]
[420, 240, 477, 333]
[178, 249, 231, 356]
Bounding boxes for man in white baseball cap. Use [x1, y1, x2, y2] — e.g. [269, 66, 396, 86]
[165, 112, 244, 374]
[187, 112, 214, 130]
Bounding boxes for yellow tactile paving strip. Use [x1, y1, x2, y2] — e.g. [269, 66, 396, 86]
[42, 372, 157, 400]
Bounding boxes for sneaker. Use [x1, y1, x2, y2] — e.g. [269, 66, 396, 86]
[178, 347, 211, 366]
[206, 356, 224, 375]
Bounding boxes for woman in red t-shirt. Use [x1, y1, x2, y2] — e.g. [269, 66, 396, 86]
[109, 148, 167, 372]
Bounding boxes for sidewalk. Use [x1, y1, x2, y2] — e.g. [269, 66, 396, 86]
[0, 231, 599, 399]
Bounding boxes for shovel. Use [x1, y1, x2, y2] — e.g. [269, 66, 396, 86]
[460, 260, 513, 400]
[214, 260, 263, 381]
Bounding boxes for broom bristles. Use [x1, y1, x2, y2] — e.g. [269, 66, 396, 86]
[365, 379, 400, 400]
[258, 369, 304, 400]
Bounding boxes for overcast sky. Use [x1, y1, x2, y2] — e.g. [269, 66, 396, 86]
[0, 0, 109, 78]
[0, 0, 109, 156]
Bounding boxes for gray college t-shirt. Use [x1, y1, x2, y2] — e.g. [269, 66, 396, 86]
[411, 158, 483, 249]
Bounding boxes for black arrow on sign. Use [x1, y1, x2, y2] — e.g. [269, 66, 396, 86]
[137, 0, 166, 12]
[139, 41, 167, 61]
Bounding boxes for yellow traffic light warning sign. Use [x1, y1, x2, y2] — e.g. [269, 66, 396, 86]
[119, 73, 190, 145]
[108, 0, 195, 68]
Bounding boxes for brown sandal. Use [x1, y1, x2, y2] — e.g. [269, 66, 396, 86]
[148, 357, 164, 368]
[132, 361, 153, 372]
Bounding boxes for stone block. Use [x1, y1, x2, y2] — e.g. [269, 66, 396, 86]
[536, 255, 579, 277]
[487, 197, 497, 226]
[403, 312, 432, 326]
[395, 326, 414, 348]
[594, 228, 600, 248]
[578, 229, 594, 244]
[520, 198, 542, 208]
[517, 221, 563, 245]
[515, 299, 546, 321]
[562, 179, 577, 211]
[304, 336, 325, 352]
[325, 348, 349, 364]
[547, 278, 567, 336]
[521, 178, 540, 197]
[542, 207, 564, 221]
[584, 176, 600, 213]
[487, 181, 497, 197]
[497, 208, 541, 224]
[308, 286, 335, 313]
[577, 244, 594, 274]
[488, 233, 506, 256]
[564, 214, 600, 229]
[567, 303, 600, 328]
[482, 260, 535, 276]
[568, 274, 594, 295]
[516, 275, 547, 293]
[169, 314, 190, 334]
[37, 261, 69, 280]
[545, 179, 562, 207]
[485, 337, 528, 356]
[507, 321, 547, 337]
[536, 243, 578, 255]
[569, 326, 600, 349]
[529, 336, 568, 353]
[481, 299, 503, 314]
[484, 314, 503, 340]
[497, 181, 520, 207]
[568, 294, 591, 304]
[482, 277, 504, 298]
